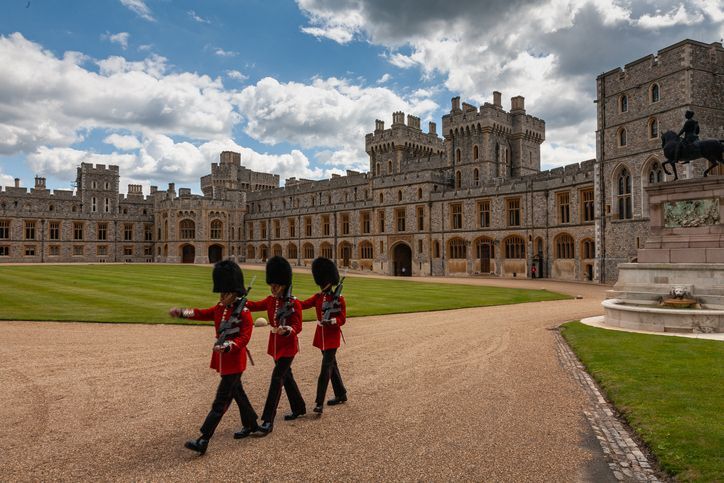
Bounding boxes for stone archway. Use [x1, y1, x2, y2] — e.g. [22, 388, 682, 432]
[208, 244, 223, 263]
[181, 244, 195, 263]
[392, 243, 412, 276]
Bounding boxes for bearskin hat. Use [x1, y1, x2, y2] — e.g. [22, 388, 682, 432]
[312, 257, 339, 287]
[685, 110, 695, 119]
[266, 256, 292, 286]
[212, 260, 245, 294]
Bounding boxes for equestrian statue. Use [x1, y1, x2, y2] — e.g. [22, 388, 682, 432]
[661, 110, 723, 180]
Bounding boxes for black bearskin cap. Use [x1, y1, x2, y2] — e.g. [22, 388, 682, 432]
[685, 110, 694, 119]
[312, 257, 339, 287]
[212, 260, 245, 294]
[266, 256, 292, 286]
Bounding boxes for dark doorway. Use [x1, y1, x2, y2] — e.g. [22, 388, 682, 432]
[181, 244, 195, 263]
[340, 243, 352, 267]
[393, 243, 412, 276]
[478, 242, 493, 273]
[208, 244, 223, 263]
[586, 264, 593, 281]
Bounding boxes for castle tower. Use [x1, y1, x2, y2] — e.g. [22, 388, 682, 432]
[75, 163, 120, 214]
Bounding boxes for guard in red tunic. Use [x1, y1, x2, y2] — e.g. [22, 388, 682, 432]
[245, 256, 305, 434]
[170, 260, 259, 455]
[300, 257, 348, 414]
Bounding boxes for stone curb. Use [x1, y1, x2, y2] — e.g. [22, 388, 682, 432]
[554, 330, 664, 482]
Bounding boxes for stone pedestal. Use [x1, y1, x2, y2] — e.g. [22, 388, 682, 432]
[605, 176, 724, 333]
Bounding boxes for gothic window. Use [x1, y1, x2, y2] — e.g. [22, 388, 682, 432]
[321, 243, 333, 259]
[417, 188, 422, 200]
[616, 168, 633, 219]
[504, 235, 525, 259]
[303, 243, 314, 259]
[618, 128, 627, 147]
[455, 149, 461, 163]
[473, 145, 479, 160]
[180, 219, 195, 239]
[448, 238, 466, 259]
[455, 170, 462, 189]
[272, 244, 282, 257]
[388, 160, 392, 174]
[210, 220, 223, 239]
[287, 243, 298, 259]
[582, 239, 595, 259]
[619, 94, 628, 113]
[398, 190, 403, 202]
[648, 162, 664, 184]
[417, 206, 424, 231]
[359, 241, 373, 259]
[473, 168, 479, 186]
[648, 118, 658, 139]
[555, 233, 574, 259]
[650, 83, 660, 103]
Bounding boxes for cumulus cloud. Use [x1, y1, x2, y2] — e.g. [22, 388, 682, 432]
[103, 31, 130, 50]
[104, 134, 142, 150]
[120, 0, 154, 21]
[226, 70, 249, 81]
[297, 0, 723, 164]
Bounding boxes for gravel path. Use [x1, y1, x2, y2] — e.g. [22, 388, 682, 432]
[0, 279, 620, 481]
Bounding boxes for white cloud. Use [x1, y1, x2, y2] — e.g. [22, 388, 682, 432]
[188, 10, 211, 24]
[103, 31, 130, 50]
[214, 48, 238, 57]
[0, 170, 14, 187]
[27, 146, 138, 180]
[104, 134, 142, 150]
[376, 73, 391, 84]
[636, 5, 705, 29]
[120, 0, 154, 21]
[226, 70, 248, 81]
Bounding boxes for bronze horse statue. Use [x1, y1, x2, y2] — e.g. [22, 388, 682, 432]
[661, 130, 723, 180]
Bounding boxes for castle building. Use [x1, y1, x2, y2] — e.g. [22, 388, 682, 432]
[0, 39, 721, 282]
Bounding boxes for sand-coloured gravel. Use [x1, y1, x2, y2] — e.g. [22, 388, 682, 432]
[0, 279, 612, 481]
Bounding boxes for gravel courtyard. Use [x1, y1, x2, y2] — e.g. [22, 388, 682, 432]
[0, 279, 615, 481]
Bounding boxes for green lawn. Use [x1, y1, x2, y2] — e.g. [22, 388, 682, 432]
[0, 265, 568, 324]
[561, 322, 724, 482]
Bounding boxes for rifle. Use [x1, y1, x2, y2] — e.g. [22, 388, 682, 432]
[321, 276, 345, 324]
[274, 284, 295, 330]
[214, 276, 255, 348]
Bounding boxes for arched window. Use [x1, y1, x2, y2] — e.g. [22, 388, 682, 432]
[504, 236, 525, 259]
[648, 161, 664, 184]
[473, 145, 479, 160]
[180, 219, 195, 239]
[303, 243, 314, 259]
[417, 188, 422, 200]
[455, 170, 462, 189]
[398, 190, 403, 202]
[287, 243, 298, 259]
[448, 238, 466, 259]
[581, 239, 595, 259]
[379, 193, 384, 203]
[272, 244, 282, 257]
[359, 241, 373, 259]
[210, 220, 222, 239]
[648, 118, 658, 139]
[555, 233, 574, 259]
[473, 168, 479, 186]
[619, 94, 628, 113]
[618, 128, 627, 147]
[375, 163, 380, 176]
[388, 160, 392, 174]
[617, 167, 633, 219]
[321, 242, 333, 259]
[455, 149, 461, 163]
[650, 83, 660, 103]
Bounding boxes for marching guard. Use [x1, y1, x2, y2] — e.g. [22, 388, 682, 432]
[300, 257, 348, 414]
[245, 256, 306, 434]
[170, 260, 259, 455]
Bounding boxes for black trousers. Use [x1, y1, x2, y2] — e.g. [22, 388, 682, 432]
[261, 356, 306, 423]
[200, 373, 258, 439]
[317, 348, 347, 405]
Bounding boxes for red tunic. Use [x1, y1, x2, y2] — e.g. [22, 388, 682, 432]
[300, 293, 346, 350]
[185, 303, 253, 376]
[246, 295, 302, 361]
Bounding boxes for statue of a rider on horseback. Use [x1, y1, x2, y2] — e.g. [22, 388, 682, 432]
[661, 110, 723, 180]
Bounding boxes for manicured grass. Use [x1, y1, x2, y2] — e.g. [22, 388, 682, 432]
[0, 265, 568, 324]
[561, 322, 724, 482]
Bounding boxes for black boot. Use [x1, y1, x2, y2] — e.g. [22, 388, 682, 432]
[313, 403, 323, 414]
[234, 424, 260, 439]
[283, 410, 306, 421]
[327, 395, 347, 406]
[184, 438, 208, 455]
[257, 421, 273, 435]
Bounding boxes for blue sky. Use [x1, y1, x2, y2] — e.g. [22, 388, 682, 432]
[0, 0, 721, 193]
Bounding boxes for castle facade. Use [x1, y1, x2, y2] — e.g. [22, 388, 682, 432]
[0, 39, 721, 283]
